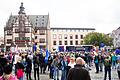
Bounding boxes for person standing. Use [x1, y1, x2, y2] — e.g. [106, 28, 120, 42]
[98, 54, 104, 72]
[25, 56, 32, 80]
[68, 57, 76, 68]
[67, 57, 91, 80]
[111, 53, 117, 69]
[116, 56, 120, 80]
[103, 55, 112, 80]
[51, 55, 60, 80]
[94, 55, 99, 73]
[61, 56, 68, 80]
[39, 53, 44, 74]
[15, 58, 24, 80]
[0, 52, 8, 77]
[33, 56, 40, 80]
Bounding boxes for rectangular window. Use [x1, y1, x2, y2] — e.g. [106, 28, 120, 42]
[25, 28, 30, 33]
[81, 41, 83, 45]
[70, 41, 73, 45]
[39, 38, 45, 43]
[7, 30, 12, 35]
[35, 30, 37, 33]
[53, 34, 57, 39]
[15, 29, 19, 33]
[81, 35, 83, 39]
[53, 41, 56, 45]
[75, 41, 78, 45]
[35, 36, 37, 39]
[75, 35, 78, 39]
[39, 30, 45, 35]
[70, 35, 73, 39]
[7, 39, 12, 44]
[59, 34, 62, 39]
[59, 41, 62, 45]
[65, 41, 67, 45]
[64, 34, 67, 39]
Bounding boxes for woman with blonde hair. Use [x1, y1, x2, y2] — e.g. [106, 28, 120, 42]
[68, 57, 76, 68]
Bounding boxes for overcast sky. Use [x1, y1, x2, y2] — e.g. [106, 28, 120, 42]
[0, 0, 120, 36]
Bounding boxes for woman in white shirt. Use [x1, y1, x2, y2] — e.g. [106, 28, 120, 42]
[68, 57, 76, 68]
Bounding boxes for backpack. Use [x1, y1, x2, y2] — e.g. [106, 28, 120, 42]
[104, 59, 111, 67]
[16, 69, 24, 79]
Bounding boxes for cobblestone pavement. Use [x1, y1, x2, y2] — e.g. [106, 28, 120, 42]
[89, 67, 118, 80]
[24, 66, 118, 80]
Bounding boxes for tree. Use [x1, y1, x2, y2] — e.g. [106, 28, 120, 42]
[84, 32, 113, 46]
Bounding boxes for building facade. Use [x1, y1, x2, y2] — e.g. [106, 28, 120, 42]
[4, 3, 95, 52]
[0, 37, 4, 51]
[50, 28, 95, 52]
[111, 27, 120, 48]
[4, 3, 50, 51]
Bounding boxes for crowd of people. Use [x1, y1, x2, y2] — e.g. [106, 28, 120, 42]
[0, 49, 120, 80]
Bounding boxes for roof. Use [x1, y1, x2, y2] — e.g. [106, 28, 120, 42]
[6, 3, 49, 28]
[28, 15, 49, 27]
[6, 15, 49, 28]
[51, 27, 95, 30]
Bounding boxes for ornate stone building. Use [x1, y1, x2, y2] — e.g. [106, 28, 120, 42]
[4, 3, 50, 51]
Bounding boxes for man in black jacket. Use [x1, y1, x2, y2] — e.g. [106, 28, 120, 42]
[33, 55, 40, 80]
[67, 57, 91, 80]
[0, 53, 8, 76]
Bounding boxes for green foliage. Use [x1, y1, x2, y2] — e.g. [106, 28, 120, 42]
[84, 32, 113, 46]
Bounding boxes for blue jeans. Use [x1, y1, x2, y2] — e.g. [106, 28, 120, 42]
[53, 67, 59, 80]
[99, 63, 103, 71]
[112, 61, 116, 69]
[61, 70, 67, 80]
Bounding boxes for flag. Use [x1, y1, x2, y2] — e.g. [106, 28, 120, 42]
[45, 49, 50, 60]
[115, 49, 120, 55]
[100, 43, 105, 48]
[33, 44, 37, 52]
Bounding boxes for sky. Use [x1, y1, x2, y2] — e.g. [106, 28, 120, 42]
[0, 0, 120, 36]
